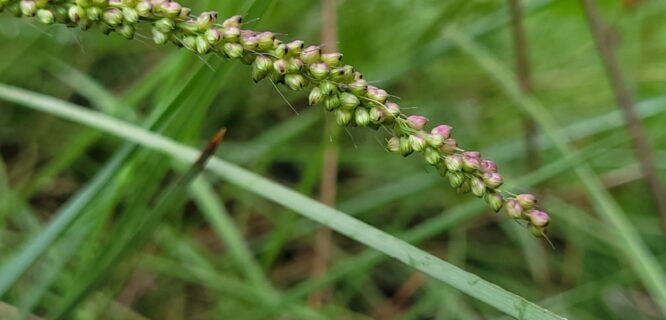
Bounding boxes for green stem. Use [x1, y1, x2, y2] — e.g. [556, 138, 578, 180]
[0, 83, 565, 320]
[446, 29, 666, 316]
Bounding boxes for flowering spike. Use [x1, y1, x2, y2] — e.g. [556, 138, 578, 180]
[285, 74, 307, 90]
[431, 125, 452, 139]
[118, 24, 135, 39]
[253, 55, 273, 72]
[406, 115, 428, 130]
[440, 138, 457, 155]
[223, 43, 243, 58]
[86, 7, 102, 21]
[485, 192, 504, 212]
[387, 137, 400, 153]
[505, 199, 523, 219]
[483, 172, 503, 189]
[252, 55, 272, 82]
[136, 1, 152, 16]
[462, 153, 480, 172]
[330, 65, 355, 83]
[223, 26, 241, 42]
[354, 108, 370, 127]
[196, 35, 210, 54]
[178, 7, 191, 19]
[68, 5, 85, 23]
[458, 179, 471, 194]
[102, 8, 122, 26]
[445, 154, 463, 172]
[287, 58, 303, 73]
[369, 107, 384, 124]
[309, 63, 329, 80]
[36, 9, 54, 24]
[334, 109, 352, 126]
[222, 15, 242, 28]
[308, 87, 323, 105]
[425, 134, 444, 148]
[240, 34, 258, 50]
[470, 177, 486, 197]
[339, 92, 360, 110]
[19, 0, 36, 17]
[300, 45, 321, 64]
[480, 159, 497, 173]
[257, 32, 276, 51]
[122, 7, 139, 24]
[152, 29, 168, 45]
[52, 7, 68, 23]
[384, 101, 401, 118]
[323, 95, 340, 111]
[205, 28, 222, 44]
[272, 59, 288, 75]
[154, 18, 174, 33]
[321, 52, 342, 66]
[367, 86, 388, 103]
[107, 0, 122, 8]
[516, 194, 537, 210]
[319, 80, 337, 96]
[447, 172, 465, 188]
[348, 79, 368, 96]
[9, 4, 551, 236]
[529, 210, 550, 227]
[161, 1, 181, 18]
[399, 137, 413, 157]
[273, 43, 288, 59]
[286, 40, 304, 55]
[195, 11, 217, 30]
[181, 36, 197, 52]
[424, 148, 441, 165]
[408, 134, 426, 152]
[464, 151, 480, 160]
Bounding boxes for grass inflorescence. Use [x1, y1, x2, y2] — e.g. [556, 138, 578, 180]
[1, 0, 550, 236]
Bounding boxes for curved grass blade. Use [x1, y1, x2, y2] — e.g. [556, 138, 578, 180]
[0, 84, 566, 320]
[445, 29, 666, 315]
[50, 129, 224, 318]
[0, 59, 210, 298]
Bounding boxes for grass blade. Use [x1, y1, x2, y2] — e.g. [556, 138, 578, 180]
[446, 29, 666, 315]
[0, 84, 565, 320]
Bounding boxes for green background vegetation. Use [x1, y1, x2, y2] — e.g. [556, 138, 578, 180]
[1, 0, 666, 319]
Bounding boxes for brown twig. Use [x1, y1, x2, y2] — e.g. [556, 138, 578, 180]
[507, 0, 551, 283]
[507, 0, 539, 171]
[309, 0, 339, 308]
[195, 128, 226, 168]
[581, 0, 666, 229]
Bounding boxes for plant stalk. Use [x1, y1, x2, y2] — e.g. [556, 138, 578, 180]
[581, 0, 666, 229]
[309, 0, 340, 308]
[507, 0, 539, 171]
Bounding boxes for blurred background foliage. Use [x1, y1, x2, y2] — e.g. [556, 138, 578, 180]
[1, 0, 666, 319]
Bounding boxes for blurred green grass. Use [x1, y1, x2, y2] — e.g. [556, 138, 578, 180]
[1, 0, 666, 319]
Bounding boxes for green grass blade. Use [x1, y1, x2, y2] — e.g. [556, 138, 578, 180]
[0, 84, 565, 320]
[0, 146, 130, 297]
[284, 130, 626, 301]
[0, 58, 212, 301]
[51, 143, 210, 318]
[189, 177, 273, 291]
[446, 29, 666, 315]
